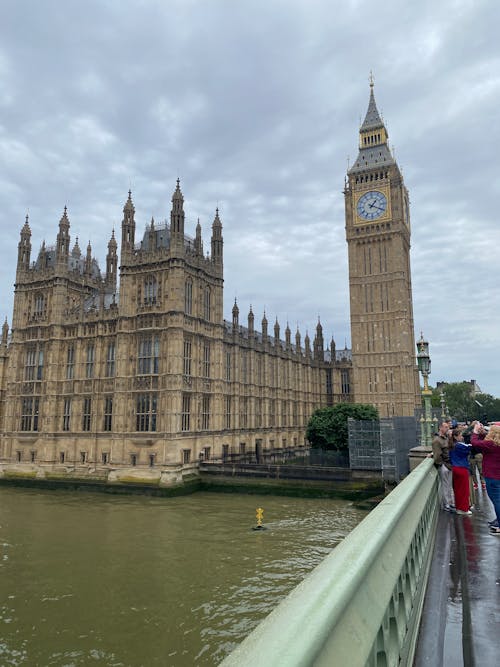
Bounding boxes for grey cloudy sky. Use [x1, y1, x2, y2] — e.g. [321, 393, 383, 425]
[0, 0, 499, 395]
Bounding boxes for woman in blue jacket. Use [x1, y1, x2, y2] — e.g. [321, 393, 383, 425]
[449, 427, 472, 515]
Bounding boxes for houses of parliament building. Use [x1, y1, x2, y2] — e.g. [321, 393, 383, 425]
[0, 84, 420, 474]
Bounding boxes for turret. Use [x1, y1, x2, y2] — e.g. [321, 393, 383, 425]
[274, 317, 280, 346]
[304, 332, 311, 359]
[314, 318, 324, 362]
[1, 318, 8, 347]
[194, 219, 203, 255]
[285, 322, 291, 349]
[56, 207, 70, 266]
[36, 241, 48, 271]
[248, 306, 254, 336]
[232, 299, 239, 331]
[85, 241, 92, 277]
[170, 179, 185, 255]
[17, 214, 32, 273]
[71, 237, 81, 259]
[106, 230, 118, 288]
[211, 208, 223, 265]
[330, 336, 336, 364]
[121, 190, 136, 262]
[262, 312, 268, 344]
[147, 217, 156, 251]
[295, 327, 301, 353]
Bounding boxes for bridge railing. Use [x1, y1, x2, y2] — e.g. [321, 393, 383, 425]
[221, 458, 439, 667]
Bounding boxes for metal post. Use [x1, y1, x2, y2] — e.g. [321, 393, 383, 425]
[419, 414, 426, 448]
[416, 333, 433, 449]
[440, 391, 445, 420]
[422, 376, 433, 448]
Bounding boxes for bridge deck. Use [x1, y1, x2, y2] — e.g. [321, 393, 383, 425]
[415, 485, 499, 666]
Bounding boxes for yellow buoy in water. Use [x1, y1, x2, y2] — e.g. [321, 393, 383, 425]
[252, 507, 266, 531]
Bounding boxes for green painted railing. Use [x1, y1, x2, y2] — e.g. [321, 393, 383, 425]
[221, 459, 439, 667]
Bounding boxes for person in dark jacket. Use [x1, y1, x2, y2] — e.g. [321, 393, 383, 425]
[432, 421, 454, 511]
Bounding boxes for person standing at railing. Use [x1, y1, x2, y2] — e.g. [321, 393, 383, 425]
[432, 421, 455, 512]
[463, 423, 486, 491]
[471, 422, 500, 535]
[449, 427, 472, 515]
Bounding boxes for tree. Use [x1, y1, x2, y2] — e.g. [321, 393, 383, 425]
[436, 382, 500, 422]
[429, 386, 442, 408]
[471, 393, 500, 422]
[441, 382, 476, 421]
[306, 403, 379, 451]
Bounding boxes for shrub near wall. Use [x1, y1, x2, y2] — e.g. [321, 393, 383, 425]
[306, 403, 379, 451]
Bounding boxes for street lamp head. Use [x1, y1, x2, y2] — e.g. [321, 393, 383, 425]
[416, 332, 431, 376]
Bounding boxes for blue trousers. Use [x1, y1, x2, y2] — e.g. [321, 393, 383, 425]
[484, 477, 500, 524]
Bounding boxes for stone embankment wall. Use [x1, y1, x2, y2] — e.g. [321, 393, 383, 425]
[0, 462, 384, 500]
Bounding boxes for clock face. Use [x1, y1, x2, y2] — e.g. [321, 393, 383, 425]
[356, 190, 387, 221]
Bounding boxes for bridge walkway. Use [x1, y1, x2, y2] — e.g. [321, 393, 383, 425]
[415, 486, 500, 666]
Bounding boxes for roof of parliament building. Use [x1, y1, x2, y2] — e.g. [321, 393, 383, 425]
[34, 241, 102, 279]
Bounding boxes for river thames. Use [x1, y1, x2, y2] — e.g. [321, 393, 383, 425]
[0, 486, 367, 666]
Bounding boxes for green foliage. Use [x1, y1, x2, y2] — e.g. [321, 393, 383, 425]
[435, 382, 500, 422]
[471, 393, 500, 422]
[440, 382, 476, 421]
[429, 387, 442, 408]
[306, 403, 379, 451]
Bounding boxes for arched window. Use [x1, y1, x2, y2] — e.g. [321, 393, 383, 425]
[138, 335, 160, 375]
[144, 275, 158, 305]
[25, 345, 44, 381]
[34, 293, 45, 317]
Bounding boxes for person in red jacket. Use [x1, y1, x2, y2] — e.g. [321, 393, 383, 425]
[471, 422, 500, 535]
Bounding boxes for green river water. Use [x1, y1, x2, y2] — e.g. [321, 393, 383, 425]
[0, 486, 367, 666]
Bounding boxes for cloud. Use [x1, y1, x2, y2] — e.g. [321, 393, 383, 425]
[0, 0, 499, 396]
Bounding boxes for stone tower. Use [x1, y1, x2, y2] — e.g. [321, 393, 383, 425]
[344, 80, 420, 417]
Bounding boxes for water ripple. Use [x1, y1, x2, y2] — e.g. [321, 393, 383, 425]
[0, 487, 367, 666]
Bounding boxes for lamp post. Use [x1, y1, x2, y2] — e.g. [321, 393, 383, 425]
[440, 391, 446, 420]
[416, 333, 433, 448]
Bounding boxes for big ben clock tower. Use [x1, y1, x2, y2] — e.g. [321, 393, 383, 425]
[345, 79, 420, 417]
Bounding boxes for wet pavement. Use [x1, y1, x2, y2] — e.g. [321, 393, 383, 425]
[415, 485, 500, 666]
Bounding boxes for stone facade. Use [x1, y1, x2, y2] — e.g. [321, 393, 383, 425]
[0, 181, 352, 471]
[0, 83, 422, 474]
[344, 82, 421, 417]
